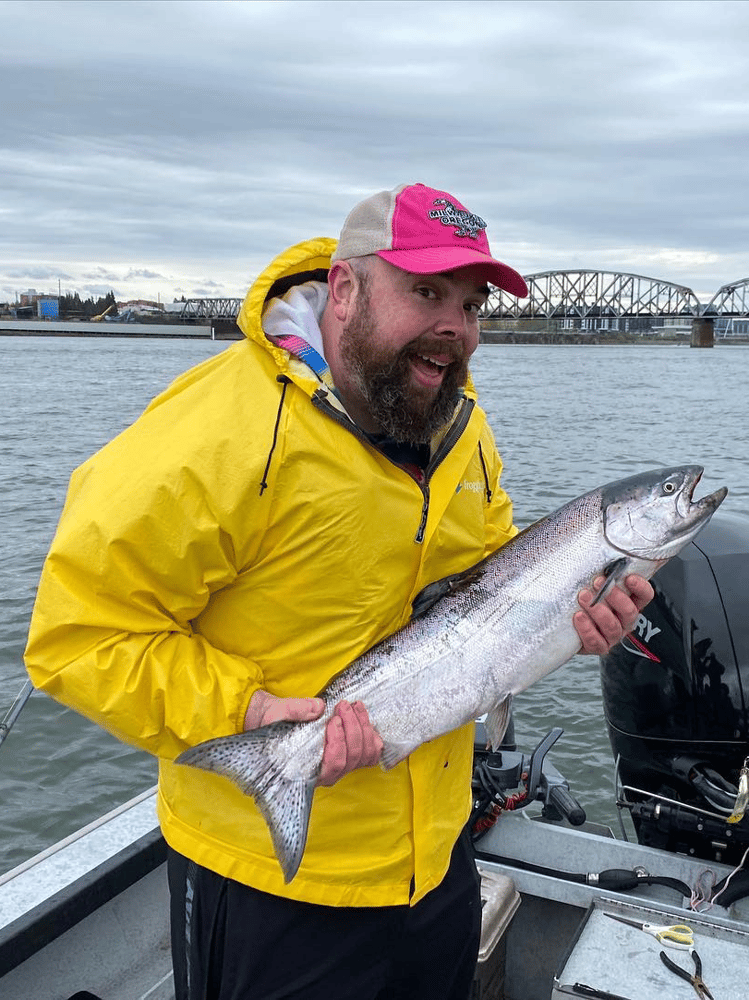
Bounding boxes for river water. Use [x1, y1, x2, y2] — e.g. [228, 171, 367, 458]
[0, 336, 746, 875]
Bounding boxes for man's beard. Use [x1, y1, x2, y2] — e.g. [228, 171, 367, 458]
[338, 284, 469, 445]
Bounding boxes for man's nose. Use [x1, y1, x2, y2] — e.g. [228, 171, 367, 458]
[432, 300, 468, 337]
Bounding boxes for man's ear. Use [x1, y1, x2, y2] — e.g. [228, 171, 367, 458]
[327, 262, 357, 322]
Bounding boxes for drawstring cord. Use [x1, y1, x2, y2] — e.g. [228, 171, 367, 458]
[259, 376, 290, 496]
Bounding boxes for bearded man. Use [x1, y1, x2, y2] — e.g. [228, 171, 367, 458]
[25, 183, 653, 1000]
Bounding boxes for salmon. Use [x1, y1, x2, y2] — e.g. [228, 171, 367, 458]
[177, 465, 727, 881]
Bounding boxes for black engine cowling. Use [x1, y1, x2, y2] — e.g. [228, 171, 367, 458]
[600, 509, 749, 864]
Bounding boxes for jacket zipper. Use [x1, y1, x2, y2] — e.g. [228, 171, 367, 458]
[412, 397, 474, 543]
[310, 390, 376, 448]
[312, 391, 475, 545]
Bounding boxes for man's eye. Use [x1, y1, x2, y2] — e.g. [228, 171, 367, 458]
[416, 287, 437, 299]
[465, 302, 482, 314]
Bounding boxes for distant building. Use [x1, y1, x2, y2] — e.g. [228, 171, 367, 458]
[37, 297, 59, 319]
[649, 316, 692, 337]
[716, 317, 749, 338]
[117, 299, 164, 313]
[15, 290, 59, 319]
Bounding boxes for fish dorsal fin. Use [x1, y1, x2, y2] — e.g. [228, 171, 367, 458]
[411, 561, 486, 619]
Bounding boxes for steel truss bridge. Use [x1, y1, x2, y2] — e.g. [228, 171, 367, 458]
[482, 271, 749, 320]
[179, 298, 244, 320]
[177, 274, 749, 323]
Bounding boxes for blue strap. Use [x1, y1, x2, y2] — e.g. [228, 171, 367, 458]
[274, 334, 333, 388]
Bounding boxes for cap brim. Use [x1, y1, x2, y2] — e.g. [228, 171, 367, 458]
[377, 247, 528, 298]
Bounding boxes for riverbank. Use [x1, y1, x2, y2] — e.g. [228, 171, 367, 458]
[0, 319, 238, 340]
[482, 329, 646, 345]
[2, 319, 746, 346]
[480, 325, 749, 346]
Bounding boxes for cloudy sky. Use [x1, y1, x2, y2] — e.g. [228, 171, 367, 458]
[3, 0, 749, 305]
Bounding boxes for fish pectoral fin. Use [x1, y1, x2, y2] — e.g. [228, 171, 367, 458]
[589, 557, 628, 607]
[485, 695, 513, 751]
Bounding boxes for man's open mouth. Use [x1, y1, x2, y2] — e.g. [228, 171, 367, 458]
[416, 354, 450, 372]
[408, 353, 454, 386]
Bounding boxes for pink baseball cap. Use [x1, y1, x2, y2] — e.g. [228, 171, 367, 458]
[331, 182, 528, 298]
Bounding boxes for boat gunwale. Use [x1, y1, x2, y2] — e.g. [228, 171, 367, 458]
[0, 818, 166, 977]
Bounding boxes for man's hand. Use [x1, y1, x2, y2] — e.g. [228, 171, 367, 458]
[574, 573, 654, 656]
[244, 690, 383, 787]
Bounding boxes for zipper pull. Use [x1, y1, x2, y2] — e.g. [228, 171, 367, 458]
[415, 493, 429, 544]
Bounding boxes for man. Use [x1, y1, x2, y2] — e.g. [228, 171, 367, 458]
[25, 183, 652, 999]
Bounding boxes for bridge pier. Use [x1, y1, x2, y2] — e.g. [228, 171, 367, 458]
[691, 316, 714, 348]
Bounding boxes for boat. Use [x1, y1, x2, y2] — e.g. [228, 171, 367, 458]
[1, 511, 747, 1000]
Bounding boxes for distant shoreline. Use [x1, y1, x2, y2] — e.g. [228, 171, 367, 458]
[481, 330, 749, 346]
[1, 320, 746, 347]
[0, 319, 238, 340]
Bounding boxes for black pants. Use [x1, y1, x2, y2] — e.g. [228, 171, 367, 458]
[167, 830, 481, 1000]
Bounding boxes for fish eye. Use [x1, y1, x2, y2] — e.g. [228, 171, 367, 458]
[663, 481, 676, 494]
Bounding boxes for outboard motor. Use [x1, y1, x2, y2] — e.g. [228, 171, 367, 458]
[600, 510, 749, 865]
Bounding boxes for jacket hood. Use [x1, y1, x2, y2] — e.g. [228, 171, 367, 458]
[237, 238, 336, 347]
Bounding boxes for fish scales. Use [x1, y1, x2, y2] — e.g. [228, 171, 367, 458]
[176, 466, 727, 881]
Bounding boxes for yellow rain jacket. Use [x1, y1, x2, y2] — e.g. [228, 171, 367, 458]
[25, 238, 516, 907]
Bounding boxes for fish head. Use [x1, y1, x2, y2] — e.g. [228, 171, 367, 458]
[602, 465, 728, 563]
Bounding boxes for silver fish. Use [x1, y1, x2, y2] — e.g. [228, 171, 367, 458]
[176, 466, 727, 881]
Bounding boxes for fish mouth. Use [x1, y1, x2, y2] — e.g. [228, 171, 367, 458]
[602, 464, 728, 560]
[677, 467, 728, 530]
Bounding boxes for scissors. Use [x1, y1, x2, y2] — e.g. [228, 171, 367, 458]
[603, 913, 694, 950]
[660, 949, 715, 1000]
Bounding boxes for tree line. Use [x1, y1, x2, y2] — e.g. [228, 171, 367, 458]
[59, 290, 118, 318]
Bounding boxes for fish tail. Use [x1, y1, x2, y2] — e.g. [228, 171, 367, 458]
[175, 723, 316, 883]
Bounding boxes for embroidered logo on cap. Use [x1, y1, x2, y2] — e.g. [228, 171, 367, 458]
[428, 198, 487, 239]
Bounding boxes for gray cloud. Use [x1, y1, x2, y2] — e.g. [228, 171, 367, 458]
[2, 0, 749, 303]
[3, 265, 73, 282]
[124, 268, 167, 280]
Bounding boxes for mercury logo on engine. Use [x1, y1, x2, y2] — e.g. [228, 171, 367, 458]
[621, 614, 662, 661]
